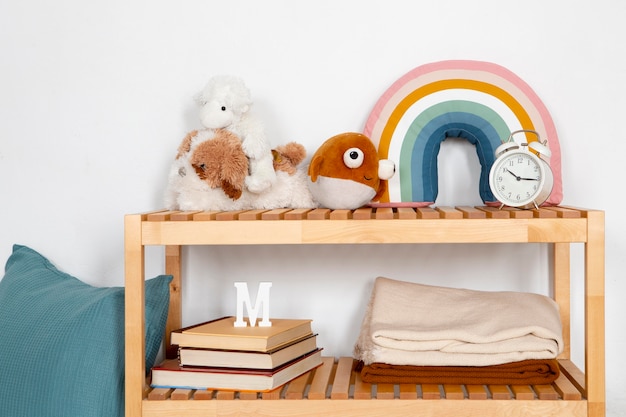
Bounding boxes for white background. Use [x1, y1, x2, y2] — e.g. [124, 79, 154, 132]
[1, 0, 624, 415]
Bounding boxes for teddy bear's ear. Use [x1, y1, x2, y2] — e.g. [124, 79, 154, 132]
[308, 155, 323, 182]
[280, 142, 306, 166]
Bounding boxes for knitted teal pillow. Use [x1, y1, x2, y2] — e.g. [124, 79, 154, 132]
[0, 244, 172, 417]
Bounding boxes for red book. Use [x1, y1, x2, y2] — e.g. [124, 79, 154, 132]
[151, 349, 323, 392]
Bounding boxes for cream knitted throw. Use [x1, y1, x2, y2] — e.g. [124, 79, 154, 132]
[354, 277, 563, 367]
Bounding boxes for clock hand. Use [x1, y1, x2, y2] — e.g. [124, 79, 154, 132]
[519, 177, 539, 181]
[505, 169, 521, 181]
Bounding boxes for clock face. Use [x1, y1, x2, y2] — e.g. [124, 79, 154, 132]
[489, 151, 545, 207]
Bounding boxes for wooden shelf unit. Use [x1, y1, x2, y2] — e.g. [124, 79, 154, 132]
[124, 205, 605, 417]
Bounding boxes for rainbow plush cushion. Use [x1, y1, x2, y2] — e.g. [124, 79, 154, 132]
[364, 60, 562, 207]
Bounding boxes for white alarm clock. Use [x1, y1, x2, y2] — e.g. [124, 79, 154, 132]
[488, 130, 554, 209]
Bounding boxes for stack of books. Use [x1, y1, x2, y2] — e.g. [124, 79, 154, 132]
[151, 316, 323, 392]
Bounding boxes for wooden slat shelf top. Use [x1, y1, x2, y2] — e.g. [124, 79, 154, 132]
[142, 357, 586, 417]
[130, 205, 596, 245]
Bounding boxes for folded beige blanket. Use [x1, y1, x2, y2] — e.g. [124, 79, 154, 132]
[354, 277, 563, 367]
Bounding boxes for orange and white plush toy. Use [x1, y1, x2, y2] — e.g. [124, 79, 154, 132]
[307, 132, 395, 209]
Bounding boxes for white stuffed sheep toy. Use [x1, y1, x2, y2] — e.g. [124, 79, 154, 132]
[195, 75, 276, 194]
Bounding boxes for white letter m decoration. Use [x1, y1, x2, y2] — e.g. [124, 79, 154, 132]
[234, 282, 272, 327]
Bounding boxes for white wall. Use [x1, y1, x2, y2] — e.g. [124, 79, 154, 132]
[1, 0, 624, 414]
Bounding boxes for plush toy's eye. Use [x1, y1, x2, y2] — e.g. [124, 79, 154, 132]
[343, 148, 364, 168]
[221, 106, 226, 111]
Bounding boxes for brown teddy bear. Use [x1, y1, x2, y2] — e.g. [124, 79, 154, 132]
[176, 129, 249, 200]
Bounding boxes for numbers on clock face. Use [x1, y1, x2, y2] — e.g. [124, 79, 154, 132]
[492, 152, 542, 205]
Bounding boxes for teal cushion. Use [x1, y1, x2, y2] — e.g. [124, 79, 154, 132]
[0, 244, 172, 417]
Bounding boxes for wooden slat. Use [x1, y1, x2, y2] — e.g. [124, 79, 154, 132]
[261, 386, 282, 400]
[284, 371, 311, 399]
[559, 361, 586, 398]
[443, 384, 465, 399]
[353, 208, 373, 220]
[533, 384, 559, 400]
[193, 389, 214, 400]
[307, 208, 331, 220]
[283, 208, 312, 220]
[330, 209, 353, 220]
[533, 208, 558, 218]
[238, 209, 268, 220]
[170, 211, 202, 221]
[544, 206, 582, 218]
[192, 211, 220, 221]
[466, 385, 488, 400]
[504, 207, 534, 218]
[510, 385, 535, 400]
[215, 390, 235, 400]
[147, 211, 180, 221]
[215, 210, 247, 221]
[421, 384, 441, 399]
[330, 357, 353, 399]
[488, 385, 511, 400]
[553, 373, 583, 400]
[416, 207, 440, 219]
[148, 387, 173, 400]
[399, 384, 418, 400]
[261, 208, 291, 220]
[435, 206, 463, 219]
[171, 388, 193, 400]
[239, 391, 259, 400]
[353, 370, 372, 400]
[457, 206, 487, 219]
[396, 207, 417, 219]
[374, 207, 394, 219]
[307, 356, 334, 399]
[376, 383, 395, 399]
[476, 206, 511, 219]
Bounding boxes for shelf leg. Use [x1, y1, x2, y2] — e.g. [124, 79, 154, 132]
[165, 245, 182, 359]
[125, 214, 146, 417]
[585, 210, 605, 417]
[553, 242, 571, 359]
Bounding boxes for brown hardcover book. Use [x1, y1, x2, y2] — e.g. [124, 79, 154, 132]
[151, 349, 323, 392]
[170, 316, 313, 352]
[179, 334, 318, 369]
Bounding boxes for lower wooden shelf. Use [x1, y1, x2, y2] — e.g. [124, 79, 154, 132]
[143, 357, 587, 417]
